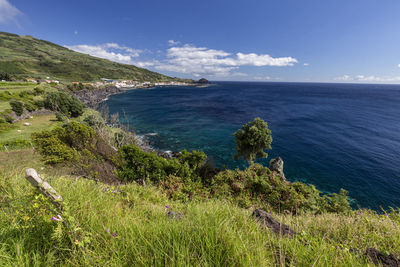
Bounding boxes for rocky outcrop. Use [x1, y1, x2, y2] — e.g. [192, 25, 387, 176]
[364, 248, 400, 267]
[197, 78, 209, 84]
[252, 209, 297, 237]
[269, 157, 286, 180]
[71, 86, 124, 108]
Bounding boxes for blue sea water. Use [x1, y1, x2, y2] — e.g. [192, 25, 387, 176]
[104, 82, 400, 210]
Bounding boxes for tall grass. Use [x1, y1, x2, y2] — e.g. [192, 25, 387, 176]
[0, 150, 399, 266]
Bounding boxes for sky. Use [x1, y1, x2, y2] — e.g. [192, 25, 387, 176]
[1, 0, 400, 83]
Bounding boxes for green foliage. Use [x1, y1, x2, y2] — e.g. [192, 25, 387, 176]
[83, 114, 105, 129]
[32, 128, 78, 164]
[3, 114, 13, 123]
[234, 118, 272, 165]
[0, 119, 15, 133]
[0, 139, 31, 150]
[118, 146, 207, 185]
[55, 112, 64, 122]
[44, 91, 84, 118]
[211, 164, 351, 214]
[9, 100, 24, 116]
[33, 86, 45, 95]
[33, 99, 45, 108]
[32, 121, 119, 182]
[179, 149, 207, 169]
[32, 121, 96, 164]
[0, 72, 11, 81]
[24, 101, 37, 112]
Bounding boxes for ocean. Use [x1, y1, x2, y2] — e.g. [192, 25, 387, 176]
[104, 82, 400, 210]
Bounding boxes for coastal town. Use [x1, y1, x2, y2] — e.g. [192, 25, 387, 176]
[21, 77, 193, 88]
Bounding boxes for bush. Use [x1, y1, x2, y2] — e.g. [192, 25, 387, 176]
[32, 122, 95, 164]
[44, 91, 84, 118]
[55, 112, 64, 122]
[18, 91, 34, 98]
[32, 122, 119, 182]
[3, 114, 14, 123]
[117, 145, 207, 184]
[211, 164, 351, 214]
[0, 72, 11, 81]
[9, 100, 24, 116]
[32, 129, 77, 164]
[24, 102, 37, 112]
[83, 114, 105, 129]
[33, 87, 45, 95]
[34, 99, 45, 109]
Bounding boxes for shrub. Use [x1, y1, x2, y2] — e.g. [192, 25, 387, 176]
[9, 100, 24, 116]
[33, 86, 45, 95]
[18, 91, 34, 98]
[32, 129, 77, 164]
[55, 112, 64, 122]
[3, 114, 14, 123]
[117, 145, 206, 184]
[83, 114, 105, 129]
[32, 122, 119, 182]
[34, 99, 45, 109]
[44, 91, 84, 118]
[211, 164, 351, 214]
[24, 102, 37, 112]
[0, 72, 11, 81]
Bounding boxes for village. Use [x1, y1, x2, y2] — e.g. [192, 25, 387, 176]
[21, 77, 192, 88]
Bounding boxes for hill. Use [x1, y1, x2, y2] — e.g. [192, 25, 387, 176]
[0, 32, 180, 82]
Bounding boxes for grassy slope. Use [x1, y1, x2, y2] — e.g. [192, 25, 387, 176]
[0, 114, 61, 144]
[0, 150, 399, 266]
[0, 32, 181, 82]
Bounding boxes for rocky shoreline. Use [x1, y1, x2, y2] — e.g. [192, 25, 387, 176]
[70, 85, 126, 108]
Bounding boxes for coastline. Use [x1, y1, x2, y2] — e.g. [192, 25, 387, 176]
[73, 84, 200, 159]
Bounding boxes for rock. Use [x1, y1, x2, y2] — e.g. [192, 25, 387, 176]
[365, 248, 400, 267]
[23, 122, 31, 126]
[197, 78, 209, 84]
[17, 130, 22, 133]
[252, 209, 296, 237]
[269, 157, 286, 179]
[167, 211, 184, 219]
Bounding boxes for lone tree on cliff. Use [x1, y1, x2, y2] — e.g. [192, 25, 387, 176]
[233, 117, 272, 165]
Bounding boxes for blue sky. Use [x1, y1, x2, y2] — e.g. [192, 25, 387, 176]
[1, 0, 400, 83]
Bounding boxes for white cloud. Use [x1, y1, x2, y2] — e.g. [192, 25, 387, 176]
[398, 64, 400, 68]
[253, 76, 281, 81]
[65, 43, 142, 64]
[334, 75, 353, 81]
[168, 40, 180, 46]
[74, 30, 78, 35]
[334, 74, 400, 83]
[65, 41, 297, 78]
[303, 63, 309, 66]
[153, 44, 297, 77]
[0, 0, 22, 24]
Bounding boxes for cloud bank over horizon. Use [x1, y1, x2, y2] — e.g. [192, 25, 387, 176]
[334, 74, 400, 83]
[66, 41, 298, 78]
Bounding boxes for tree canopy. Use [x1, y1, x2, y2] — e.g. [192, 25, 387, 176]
[233, 117, 272, 165]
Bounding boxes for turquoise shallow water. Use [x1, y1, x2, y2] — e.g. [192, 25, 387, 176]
[104, 82, 400, 210]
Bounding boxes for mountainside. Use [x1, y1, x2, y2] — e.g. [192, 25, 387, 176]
[0, 32, 178, 82]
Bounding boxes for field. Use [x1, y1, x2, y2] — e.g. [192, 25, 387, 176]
[0, 114, 61, 147]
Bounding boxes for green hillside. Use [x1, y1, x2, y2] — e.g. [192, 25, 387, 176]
[0, 32, 176, 82]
